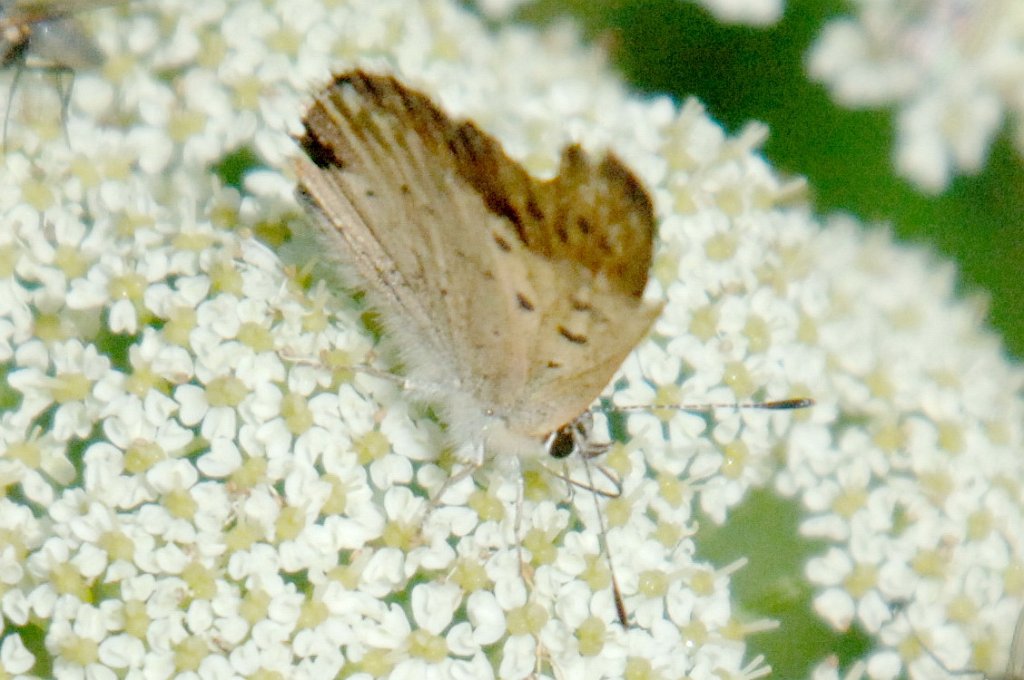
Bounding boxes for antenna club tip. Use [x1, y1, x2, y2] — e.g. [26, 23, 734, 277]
[766, 397, 815, 410]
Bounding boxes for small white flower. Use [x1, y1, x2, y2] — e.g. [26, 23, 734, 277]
[0, 632, 36, 675]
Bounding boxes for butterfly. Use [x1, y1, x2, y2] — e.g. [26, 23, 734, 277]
[294, 71, 815, 633]
[294, 70, 663, 470]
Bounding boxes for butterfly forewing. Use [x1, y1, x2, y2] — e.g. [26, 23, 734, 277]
[296, 71, 661, 448]
[296, 73, 511, 391]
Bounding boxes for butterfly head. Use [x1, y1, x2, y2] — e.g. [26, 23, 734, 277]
[544, 412, 611, 461]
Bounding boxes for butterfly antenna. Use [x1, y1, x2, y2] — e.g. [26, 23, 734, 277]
[610, 397, 814, 415]
[580, 450, 628, 627]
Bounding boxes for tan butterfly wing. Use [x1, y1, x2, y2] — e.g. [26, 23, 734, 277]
[295, 71, 662, 442]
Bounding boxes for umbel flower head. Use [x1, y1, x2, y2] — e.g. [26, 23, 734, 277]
[0, 1, 1021, 679]
[808, 0, 1024, 193]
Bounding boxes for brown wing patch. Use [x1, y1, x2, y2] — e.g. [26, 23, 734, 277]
[557, 326, 588, 345]
[300, 71, 656, 303]
[445, 130, 656, 301]
[535, 147, 655, 299]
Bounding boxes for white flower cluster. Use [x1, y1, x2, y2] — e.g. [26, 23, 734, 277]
[0, 0, 796, 678]
[808, 0, 1024, 193]
[789, 216, 1024, 679]
[0, 1, 1020, 680]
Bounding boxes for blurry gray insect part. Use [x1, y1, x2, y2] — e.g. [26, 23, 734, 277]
[2, 0, 107, 68]
[1, 0, 108, 147]
[17, 16, 104, 69]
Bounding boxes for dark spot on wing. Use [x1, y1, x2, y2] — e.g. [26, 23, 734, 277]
[526, 198, 543, 221]
[558, 326, 587, 345]
[490, 196, 523, 231]
[298, 130, 341, 169]
[602, 155, 652, 213]
[493, 233, 512, 252]
[577, 216, 591, 235]
[516, 293, 535, 311]
[570, 297, 591, 312]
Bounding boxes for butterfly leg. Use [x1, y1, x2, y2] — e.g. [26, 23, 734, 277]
[511, 457, 552, 680]
[428, 440, 483, 506]
[53, 66, 76, 147]
[512, 454, 529, 582]
[532, 636, 546, 680]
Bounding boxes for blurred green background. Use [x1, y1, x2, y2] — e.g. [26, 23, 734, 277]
[507, 1, 1024, 677]
[515, 0, 1024, 364]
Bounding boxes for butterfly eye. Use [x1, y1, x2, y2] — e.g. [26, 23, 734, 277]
[545, 425, 576, 459]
